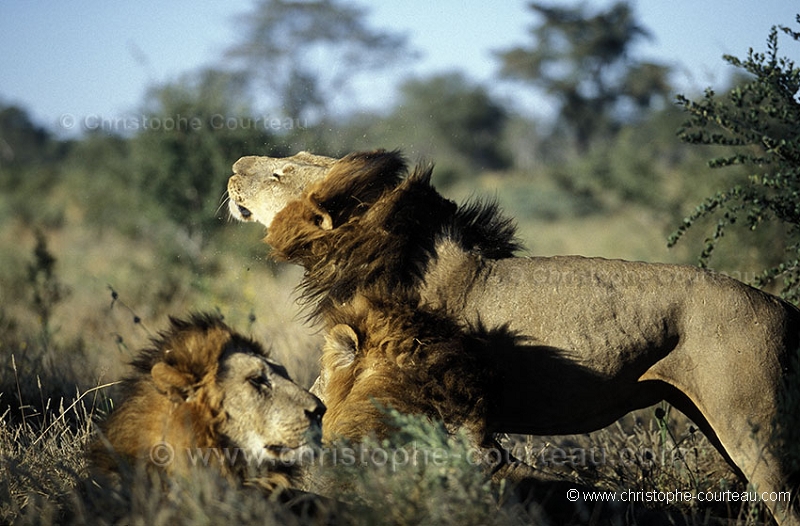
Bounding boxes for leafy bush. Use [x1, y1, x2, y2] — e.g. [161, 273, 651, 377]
[670, 16, 800, 303]
[323, 408, 539, 526]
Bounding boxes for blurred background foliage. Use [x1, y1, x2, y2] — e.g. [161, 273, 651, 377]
[0, 0, 798, 410]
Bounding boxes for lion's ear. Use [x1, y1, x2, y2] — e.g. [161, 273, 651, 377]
[306, 193, 334, 230]
[151, 362, 194, 401]
[319, 211, 333, 230]
[324, 324, 358, 369]
[308, 150, 406, 227]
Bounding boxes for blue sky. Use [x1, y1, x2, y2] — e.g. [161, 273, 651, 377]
[1, 1, 797, 136]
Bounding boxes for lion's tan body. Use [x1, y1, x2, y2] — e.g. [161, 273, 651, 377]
[227, 150, 799, 524]
[90, 314, 325, 491]
[425, 242, 798, 511]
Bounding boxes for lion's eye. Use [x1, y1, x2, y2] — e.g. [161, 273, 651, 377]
[248, 374, 271, 390]
[269, 173, 281, 182]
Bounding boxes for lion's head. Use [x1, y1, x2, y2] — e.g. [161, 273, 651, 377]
[227, 150, 409, 232]
[311, 295, 491, 445]
[227, 151, 337, 228]
[91, 313, 325, 491]
[226, 149, 517, 322]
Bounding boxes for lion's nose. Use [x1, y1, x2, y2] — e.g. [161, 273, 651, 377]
[306, 402, 326, 427]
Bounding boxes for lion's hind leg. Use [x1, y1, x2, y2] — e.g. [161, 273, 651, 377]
[641, 362, 797, 525]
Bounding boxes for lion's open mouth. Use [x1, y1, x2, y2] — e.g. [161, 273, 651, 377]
[227, 198, 255, 222]
[236, 204, 253, 219]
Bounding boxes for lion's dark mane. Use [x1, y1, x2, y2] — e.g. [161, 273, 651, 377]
[266, 150, 522, 322]
[120, 313, 268, 404]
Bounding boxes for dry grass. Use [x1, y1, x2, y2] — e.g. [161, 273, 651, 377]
[0, 176, 784, 525]
[501, 410, 768, 523]
[0, 389, 772, 525]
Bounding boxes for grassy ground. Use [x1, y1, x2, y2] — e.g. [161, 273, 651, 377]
[0, 169, 784, 524]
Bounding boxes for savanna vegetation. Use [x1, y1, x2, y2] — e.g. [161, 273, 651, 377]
[1, 1, 798, 523]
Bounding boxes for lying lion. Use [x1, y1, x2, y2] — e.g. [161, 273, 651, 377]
[228, 150, 800, 524]
[315, 293, 494, 444]
[89, 313, 325, 493]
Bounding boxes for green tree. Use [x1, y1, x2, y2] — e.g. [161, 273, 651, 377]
[0, 104, 66, 190]
[333, 72, 510, 183]
[132, 68, 273, 235]
[670, 18, 800, 303]
[496, 1, 671, 153]
[395, 73, 510, 172]
[0, 104, 73, 227]
[224, 0, 413, 122]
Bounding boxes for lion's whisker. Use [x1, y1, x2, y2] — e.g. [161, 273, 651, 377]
[215, 191, 231, 220]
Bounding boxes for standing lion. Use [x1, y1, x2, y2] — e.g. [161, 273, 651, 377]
[228, 150, 800, 525]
